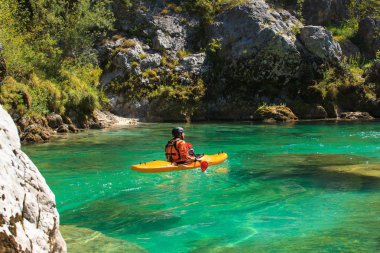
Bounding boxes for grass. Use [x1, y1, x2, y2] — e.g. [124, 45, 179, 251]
[327, 19, 358, 42]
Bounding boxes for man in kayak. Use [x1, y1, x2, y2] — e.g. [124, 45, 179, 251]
[165, 127, 201, 165]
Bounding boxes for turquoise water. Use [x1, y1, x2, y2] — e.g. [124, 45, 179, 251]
[23, 122, 380, 252]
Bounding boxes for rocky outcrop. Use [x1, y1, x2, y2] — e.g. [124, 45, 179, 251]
[0, 105, 66, 252]
[92, 110, 138, 128]
[340, 112, 374, 120]
[299, 26, 342, 63]
[358, 17, 380, 58]
[114, 1, 202, 55]
[204, 0, 341, 117]
[253, 105, 298, 122]
[99, 34, 206, 119]
[209, 0, 303, 86]
[18, 116, 54, 143]
[102, 0, 350, 121]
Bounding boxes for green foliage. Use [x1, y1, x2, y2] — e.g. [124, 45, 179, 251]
[207, 38, 222, 54]
[296, 0, 304, 23]
[0, 77, 31, 116]
[357, 0, 380, 19]
[177, 50, 190, 59]
[150, 79, 206, 122]
[0, 0, 114, 122]
[291, 23, 301, 36]
[60, 60, 107, 115]
[181, 0, 248, 24]
[327, 19, 359, 42]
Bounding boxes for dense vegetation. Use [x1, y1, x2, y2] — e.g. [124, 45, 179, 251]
[0, 0, 114, 124]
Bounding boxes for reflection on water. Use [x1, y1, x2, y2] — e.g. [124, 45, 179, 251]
[23, 122, 380, 252]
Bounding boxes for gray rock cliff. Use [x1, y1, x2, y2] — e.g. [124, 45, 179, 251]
[0, 105, 66, 252]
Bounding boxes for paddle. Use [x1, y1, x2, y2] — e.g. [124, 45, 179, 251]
[201, 161, 208, 172]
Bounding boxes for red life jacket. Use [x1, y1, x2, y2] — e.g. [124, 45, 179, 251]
[165, 138, 183, 163]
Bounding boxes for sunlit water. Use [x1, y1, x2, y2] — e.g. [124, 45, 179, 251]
[23, 122, 380, 252]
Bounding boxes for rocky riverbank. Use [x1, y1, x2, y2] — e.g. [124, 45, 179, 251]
[1, 0, 380, 142]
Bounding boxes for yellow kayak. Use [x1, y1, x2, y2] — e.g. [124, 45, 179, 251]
[131, 152, 228, 173]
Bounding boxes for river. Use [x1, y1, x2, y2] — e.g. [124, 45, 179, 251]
[23, 122, 380, 252]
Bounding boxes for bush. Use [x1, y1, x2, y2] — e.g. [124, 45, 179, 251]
[149, 79, 206, 122]
[0, 77, 31, 117]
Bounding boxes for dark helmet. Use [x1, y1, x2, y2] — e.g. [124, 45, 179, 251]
[172, 127, 184, 137]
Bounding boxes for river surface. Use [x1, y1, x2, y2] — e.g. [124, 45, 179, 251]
[23, 122, 380, 252]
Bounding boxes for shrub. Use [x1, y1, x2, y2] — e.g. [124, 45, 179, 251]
[207, 38, 222, 54]
[0, 77, 31, 116]
[177, 50, 190, 59]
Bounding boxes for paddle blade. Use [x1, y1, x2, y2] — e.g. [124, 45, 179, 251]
[201, 161, 208, 172]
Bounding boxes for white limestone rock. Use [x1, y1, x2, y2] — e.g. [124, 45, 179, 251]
[0, 105, 66, 252]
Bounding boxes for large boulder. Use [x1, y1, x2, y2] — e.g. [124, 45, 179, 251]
[0, 105, 66, 252]
[46, 113, 63, 129]
[18, 116, 54, 143]
[253, 105, 298, 122]
[114, 1, 201, 54]
[358, 17, 380, 58]
[299, 26, 342, 63]
[209, 0, 303, 85]
[206, 1, 342, 101]
[340, 112, 374, 120]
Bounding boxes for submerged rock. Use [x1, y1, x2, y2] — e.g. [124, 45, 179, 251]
[321, 164, 380, 178]
[60, 225, 146, 253]
[0, 105, 66, 252]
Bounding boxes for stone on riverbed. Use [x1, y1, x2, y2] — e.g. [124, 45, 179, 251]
[60, 225, 146, 253]
[320, 164, 380, 178]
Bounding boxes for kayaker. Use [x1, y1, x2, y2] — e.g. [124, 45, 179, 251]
[165, 127, 200, 164]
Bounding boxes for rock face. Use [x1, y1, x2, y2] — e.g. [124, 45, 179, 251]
[358, 17, 380, 58]
[102, 0, 346, 121]
[209, 0, 303, 86]
[0, 105, 66, 252]
[205, 0, 341, 120]
[100, 35, 206, 120]
[268, 0, 351, 25]
[299, 26, 342, 63]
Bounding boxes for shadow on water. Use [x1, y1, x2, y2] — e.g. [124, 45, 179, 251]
[231, 153, 380, 192]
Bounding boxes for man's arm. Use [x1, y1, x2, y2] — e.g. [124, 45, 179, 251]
[177, 141, 197, 161]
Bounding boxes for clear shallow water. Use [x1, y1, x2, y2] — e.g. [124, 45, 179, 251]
[22, 122, 380, 252]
